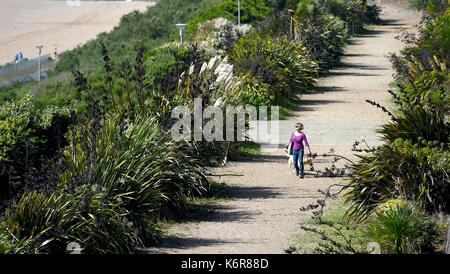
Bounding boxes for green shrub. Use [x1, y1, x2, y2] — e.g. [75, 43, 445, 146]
[188, 0, 272, 34]
[0, 112, 210, 253]
[409, 0, 448, 16]
[392, 7, 449, 104]
[0, 95, 73, 202]
[235, 74, 273, 106]
[396, 57, 449, 114]
[293, 9, 347, 69]
[63, 111, 209, 218]
[230, 33, 318, 103]
[366, 201, 442, 254]
[325, 0, 381, 26]
[378, 105, 449, 146]
[1, 188, 139, 254]
[403, 9, 449, 68]
[3, 191, 80, 253]
[194, 18, 252, 55]
[144, 44, 206, 94]
[345, 139, 449, 221]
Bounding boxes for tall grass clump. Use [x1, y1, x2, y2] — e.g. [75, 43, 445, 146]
[366, 201, 443, 254]
[230, 33, 318, 104]
[0, 106, 210, 253]
[291, 0, 347, 70]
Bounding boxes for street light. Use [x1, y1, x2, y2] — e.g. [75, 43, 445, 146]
[36, 45, 44, 82]
[238, 0, 241, 26]
[175, 24, 187, 45]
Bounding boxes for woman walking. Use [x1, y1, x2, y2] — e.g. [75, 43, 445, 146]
[286, 123, 311, 178]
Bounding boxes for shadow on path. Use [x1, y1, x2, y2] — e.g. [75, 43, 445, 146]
[342, 53, 372, 57]
[358, 29, 389, 37]
[294, 99, 347, 112]
[148, 184, 283, 250]
[381, 18, 408, 27]
[143, 238, 243, 253]
[338, 63, 389, 71]
[229, 154, 287, 163]
[328, 71, 379, 77]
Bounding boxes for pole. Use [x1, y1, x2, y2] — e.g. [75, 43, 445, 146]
[238, 0, 241, 26]
[36, 45, 43, 82]
[38, 52, 41, 82]
[180, 28, 183, 45]
[175, 24, 187, 46]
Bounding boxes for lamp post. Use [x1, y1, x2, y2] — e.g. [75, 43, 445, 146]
[175, 24, 187, 45]
[238, 0, 241, 26]
[36, 45, 44, 82]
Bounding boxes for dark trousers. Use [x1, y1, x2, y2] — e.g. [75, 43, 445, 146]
[293, 148, 304, 175]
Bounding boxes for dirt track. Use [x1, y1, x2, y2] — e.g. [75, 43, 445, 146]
[0, 0, 153, 65]
[145, 2, 421, 254]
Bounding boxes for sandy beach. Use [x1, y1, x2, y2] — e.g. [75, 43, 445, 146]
[0, 0, 154, 65]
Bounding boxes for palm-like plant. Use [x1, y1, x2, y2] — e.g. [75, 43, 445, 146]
[366, 201, 441, 254]
[345, 138, 449, 221]
[378, 105, 449, 146]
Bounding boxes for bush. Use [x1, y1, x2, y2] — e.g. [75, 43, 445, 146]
[292, 2, 347, 70]
[0, 95, 73, 203]
[323, 0, 381, 27]
[409, 0, 448, 16]
[345, 138, 449, 221]
[366, 201, 442, 254]
[144, 44, 206, 94]
[257, 0, 379, 70]
[188, 0, 273, 34]
[195, 18, 252, 55]
[1, 187, 139, 254]
[378, 104, 449, 146]
[0, 111, 210, 253]
[63, 111, 209, 217]
[230, 33, 318, 103]
[391, 6, 449, 111]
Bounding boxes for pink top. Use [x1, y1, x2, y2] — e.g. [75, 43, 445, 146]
[289, 132, 309, 150]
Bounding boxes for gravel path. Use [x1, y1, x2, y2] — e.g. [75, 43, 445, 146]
[145, 2, 421, 254]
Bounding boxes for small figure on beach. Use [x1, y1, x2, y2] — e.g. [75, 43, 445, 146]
[14, 52, 23, 69]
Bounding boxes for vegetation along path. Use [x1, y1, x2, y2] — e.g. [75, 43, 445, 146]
[146, 3, 421, 254]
